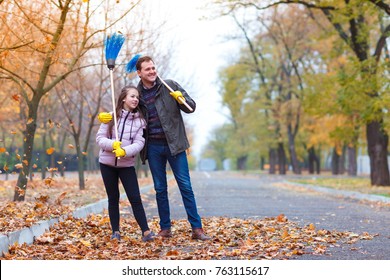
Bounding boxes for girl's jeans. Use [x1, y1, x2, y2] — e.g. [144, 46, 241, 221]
[100, 163, 149, 233]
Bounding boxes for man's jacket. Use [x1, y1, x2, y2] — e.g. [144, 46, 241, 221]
[138, 78, 196, 164]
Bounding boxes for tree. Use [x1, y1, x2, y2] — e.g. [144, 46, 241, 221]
[0, 0, 142, 201]
[214, 0, 390, 185]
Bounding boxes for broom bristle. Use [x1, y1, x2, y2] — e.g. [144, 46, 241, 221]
[104, 33, 125, 69]
[125, 54, 142, 73]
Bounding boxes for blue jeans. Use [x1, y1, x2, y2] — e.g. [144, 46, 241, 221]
[147, 144, 202, 230]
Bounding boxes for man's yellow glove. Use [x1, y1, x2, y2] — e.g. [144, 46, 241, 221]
[169, 91, 184, 104]
[112, 141, 122, 150]
[98, 112, 113, 124]
[113, 147, 126, 158]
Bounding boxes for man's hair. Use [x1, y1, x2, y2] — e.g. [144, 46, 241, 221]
[136, 55, 154, 71]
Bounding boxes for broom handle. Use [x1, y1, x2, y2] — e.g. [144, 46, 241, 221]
[109, 70, 119, 141]
[158, 75, 193, 112]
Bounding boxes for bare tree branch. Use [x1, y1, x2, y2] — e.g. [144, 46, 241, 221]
[0, 41, 34, 51]
[369, 0, 390, 15]
[226, 0, 335, 12]
[374, 23, 390, 61]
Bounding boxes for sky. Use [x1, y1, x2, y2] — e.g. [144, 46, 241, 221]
[141, 0, 240, 159]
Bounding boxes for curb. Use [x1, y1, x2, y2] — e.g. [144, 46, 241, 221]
[284, 180, 390, 203]
[0, 183, 154, 257]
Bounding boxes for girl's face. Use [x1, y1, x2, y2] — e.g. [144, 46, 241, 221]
[123, 88, 139, 111]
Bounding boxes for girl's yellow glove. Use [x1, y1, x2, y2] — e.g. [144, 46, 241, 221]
[113, 147, 126, 157]
[98, 112, 112, 124]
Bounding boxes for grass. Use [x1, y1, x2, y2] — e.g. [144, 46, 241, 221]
[289, 176, 390, 198]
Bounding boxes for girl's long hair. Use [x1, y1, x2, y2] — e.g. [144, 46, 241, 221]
[108, 85, 145, 139]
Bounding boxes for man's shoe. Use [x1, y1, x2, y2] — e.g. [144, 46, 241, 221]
[192, 228, 211, 241]
[157, 229, 172, 238]
[111, 231, 121, 241]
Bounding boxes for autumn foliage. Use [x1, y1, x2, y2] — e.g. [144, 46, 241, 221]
[0, 175, 376, 260]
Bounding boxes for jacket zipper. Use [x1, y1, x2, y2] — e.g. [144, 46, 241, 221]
[115, 111, 130, 166]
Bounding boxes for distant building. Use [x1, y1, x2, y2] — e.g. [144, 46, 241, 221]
[198, 158, 217, 171]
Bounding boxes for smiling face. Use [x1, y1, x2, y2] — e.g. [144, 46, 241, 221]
[123, 88, 139, 112]
[137, 60, 157, 88]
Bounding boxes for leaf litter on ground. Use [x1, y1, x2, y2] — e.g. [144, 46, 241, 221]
[0, 172, 379, 260]
[1, 213, 376, 260]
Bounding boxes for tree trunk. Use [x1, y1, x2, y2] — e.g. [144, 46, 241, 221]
[14, 113, 38, 201]
[347, 146, 357, 176]
[76, 142, 85, 190]
[366, 120, 390, 186]
[237, 155, 248, 170]
[338, 145, 346, 175]
[331, 148, 340, 175]
[308, 147, 320, 174]
[287, 124, 301, 174]
[41, 136, 47, 180]
[277, 142, 286, 175]
[260, 156, 265, 170]
[269, 148, 277, 174]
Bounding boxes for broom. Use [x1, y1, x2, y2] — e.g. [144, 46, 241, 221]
[126, 54, 193, 112]
[104, 32, 125, 142]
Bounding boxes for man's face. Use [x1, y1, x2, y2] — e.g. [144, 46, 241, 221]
[137, 60, 157, 85]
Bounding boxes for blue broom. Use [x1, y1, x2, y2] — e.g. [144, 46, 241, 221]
[104, 32, 125, 141]
[126, 54, 193, 111]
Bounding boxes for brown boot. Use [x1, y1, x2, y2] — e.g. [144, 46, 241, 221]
[157, 229, 172, 238]
[192, 228, 211, 241]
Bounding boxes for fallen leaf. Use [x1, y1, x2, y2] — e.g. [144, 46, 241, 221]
[14, 163, 23, 169]
[46, 147, 55, 155]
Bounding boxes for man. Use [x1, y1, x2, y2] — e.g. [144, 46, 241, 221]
[134, 55, 210, 241]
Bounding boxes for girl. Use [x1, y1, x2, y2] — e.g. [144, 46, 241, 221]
[96, 85, 154, 242]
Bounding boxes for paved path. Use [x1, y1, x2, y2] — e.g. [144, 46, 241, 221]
[143, 171, 390, 260]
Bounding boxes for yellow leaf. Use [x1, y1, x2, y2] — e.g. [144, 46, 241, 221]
[80, 240, 92, 247]
[309, 223, 316, 231]
[27, 118, 34, 124]
[282, 229, 289, 239]
[47, 167, 58, 172]
[46, 147, 55, 155]
[57, 161, 63, 165]
[44, 177, 54, 186]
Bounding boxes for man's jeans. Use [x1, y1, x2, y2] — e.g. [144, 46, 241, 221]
[147, 144, 202, 229]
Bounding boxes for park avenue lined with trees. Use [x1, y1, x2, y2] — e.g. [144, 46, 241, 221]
[1, 0, 390, 205]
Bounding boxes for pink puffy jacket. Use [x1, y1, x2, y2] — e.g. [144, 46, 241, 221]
[96, 110, 146, 167]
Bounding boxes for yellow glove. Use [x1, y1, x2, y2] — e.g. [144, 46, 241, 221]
[169, 91, 184, 104]
[112, 141, 122, 150]
[98, 112, 113, 124]
[113, 147, 126, 157]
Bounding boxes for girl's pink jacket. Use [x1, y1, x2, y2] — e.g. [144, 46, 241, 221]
[96, 110, 146, 167]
